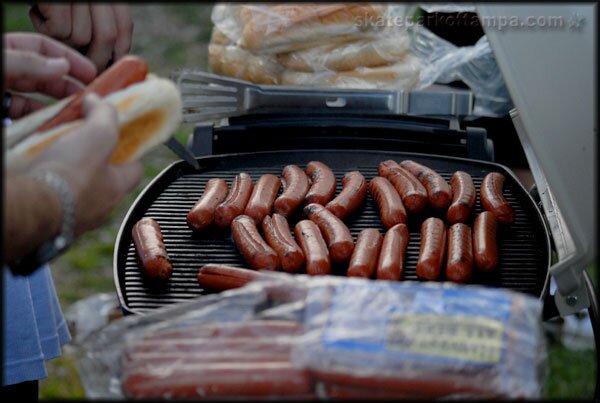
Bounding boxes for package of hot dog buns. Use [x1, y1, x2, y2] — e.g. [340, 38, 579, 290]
[208, 3, 512, 116]
[208, 3, 423, 90]
[76, 273, 545, 399]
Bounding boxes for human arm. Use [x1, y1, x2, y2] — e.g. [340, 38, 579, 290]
[3, 94, 143, 270]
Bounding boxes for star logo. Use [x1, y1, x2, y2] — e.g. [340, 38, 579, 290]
[567, 13, 585, 31]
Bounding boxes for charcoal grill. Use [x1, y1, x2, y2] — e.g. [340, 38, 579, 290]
[114, 147, 550, 315]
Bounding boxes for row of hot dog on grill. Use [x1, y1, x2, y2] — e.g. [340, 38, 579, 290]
[132, 159, 515, 286]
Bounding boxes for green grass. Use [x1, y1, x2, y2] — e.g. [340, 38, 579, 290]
[544, 340, 597, 399]
[587, 263, 597, 288]
[39, 355, 85, 400]
[162, 42, 189, 66]
[3, 3, 33, 32]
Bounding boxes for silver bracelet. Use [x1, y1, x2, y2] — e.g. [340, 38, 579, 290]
[9, 171, 77, 274]
[31, 170, 76, 251]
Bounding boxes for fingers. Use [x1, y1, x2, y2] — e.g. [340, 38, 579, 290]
[4, 45, 82, 98]
[111, 4, 134, 62]
[5, 32, 97, 84]
[8, 72, 85, 101]
[86, 4, 118, 72]
[8, 94, 47, 120]
[44, 93, 119, 170]
[4, 48, 69, 85]
[29, 4, 72, 40]
[68, 4, 92, 48]
[79, 93, 120, 164]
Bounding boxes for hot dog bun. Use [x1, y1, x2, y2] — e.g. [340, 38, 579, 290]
[277, 30, 410, 73]
[5, 95, 74, 149]
[208, 43, 281, 85]
[280, 55, 422, 89]
[6, 76, 182, 171]
[237, 4, 386, 54]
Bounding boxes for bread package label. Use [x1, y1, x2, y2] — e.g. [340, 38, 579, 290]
[385, 313, 504, 364]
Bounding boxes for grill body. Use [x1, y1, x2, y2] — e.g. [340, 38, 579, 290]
[115, 150, 550, 314]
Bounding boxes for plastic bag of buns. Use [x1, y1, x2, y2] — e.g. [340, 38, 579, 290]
[276, 27, 410, 73]
[211, 3, 389, 54]
[208, 3, 422, 90]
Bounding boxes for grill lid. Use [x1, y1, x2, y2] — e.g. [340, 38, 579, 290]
[478, 4, 596, 315]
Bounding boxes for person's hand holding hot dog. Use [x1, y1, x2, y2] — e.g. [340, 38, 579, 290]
[3, 92, 143, 267]
[32, 93, 143, 236]
[4, 32, 97, 119]
[28, 3, 133, 72]
[4, 29, 181, 272]
[3, 33, 142, 268]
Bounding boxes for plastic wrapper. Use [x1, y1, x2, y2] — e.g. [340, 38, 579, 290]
[208, 3, 421, 91]
[64, 293, 123, 345]
[211, 3, 388, 55]
[294, 279, 546, 399]
[77, 273, 546, 400]
[280, 55, 422, 90]
[410, 23, 513, 116]
[275, 28, 410, 73]
[208, 42, 282, 85]
[121, 320, 314, 400]
[208, 3, 513, 116]
[77, 287, 267, 399]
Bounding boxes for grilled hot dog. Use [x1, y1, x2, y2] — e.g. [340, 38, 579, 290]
[303, 203, 354, 264]
[347, 228, 383, 278]
[399, 160, 452, 210]
[480, 172, 515, 225]
[376, 223, 409, 281]
[231, 215, 279, 270]
[445, 223, 473, 283]
[473, 211, 499, 271]
[377, 159, 402, 178]
[447, 171, 476, 224]
[416, 217, 446, 280]
[197, 264, 264, 292]
[325, 171, 367, 220]
[244, 174, 281, 224]
[262, 214, 305, 273]
[379, 161, 427, 214]
[132, 217, 172, 281]
[274, 165, 309, 218]
[369, 176, 407, 228]
[215, 173, 254, 228]
[304, 161, 336, 205]
[186, 178, 229, 231]
[294, 220, 331, 275]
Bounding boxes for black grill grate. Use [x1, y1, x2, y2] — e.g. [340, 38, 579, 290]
[115, 150, 550, 314]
